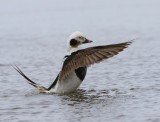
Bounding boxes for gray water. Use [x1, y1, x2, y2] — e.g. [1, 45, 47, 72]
[0, 0, 160, 122]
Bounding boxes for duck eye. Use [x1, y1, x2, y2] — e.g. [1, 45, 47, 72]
[78, 36, 83, 39]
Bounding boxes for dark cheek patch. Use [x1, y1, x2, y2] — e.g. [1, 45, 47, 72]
[70, 39, 78, 46]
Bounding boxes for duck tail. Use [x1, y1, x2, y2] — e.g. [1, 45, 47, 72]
[13, 65, 39, 88]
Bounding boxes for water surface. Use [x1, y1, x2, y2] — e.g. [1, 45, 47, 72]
[0, 0, 160, 122]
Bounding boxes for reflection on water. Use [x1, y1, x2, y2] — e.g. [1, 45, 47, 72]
[62, 89, 113, 104]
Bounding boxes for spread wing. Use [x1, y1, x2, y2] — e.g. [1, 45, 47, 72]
[59, 41, 132, 81]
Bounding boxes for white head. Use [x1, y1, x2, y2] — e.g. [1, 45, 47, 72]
[67, 31, 92, 52]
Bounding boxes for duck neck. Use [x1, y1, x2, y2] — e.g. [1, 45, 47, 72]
[67, 46, 80, 55]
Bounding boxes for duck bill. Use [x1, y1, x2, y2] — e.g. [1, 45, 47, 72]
[83, 39, 93, 44]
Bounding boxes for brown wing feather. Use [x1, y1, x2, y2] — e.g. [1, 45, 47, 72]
[59, 41, 132, 81]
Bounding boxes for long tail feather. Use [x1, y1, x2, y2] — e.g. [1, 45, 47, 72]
[13, 65, 39, 88]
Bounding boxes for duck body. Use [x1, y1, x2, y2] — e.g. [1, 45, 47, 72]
[49, 67, 87, 94]
[14, 31, 132, 94]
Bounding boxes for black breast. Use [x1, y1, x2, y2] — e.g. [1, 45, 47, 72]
[75, 67, 87, 81]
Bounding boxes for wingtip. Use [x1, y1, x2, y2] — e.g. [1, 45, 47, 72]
[124, 40, 134, 47]
[127, 40, 133, 45]
[127, 37, 139, 44]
